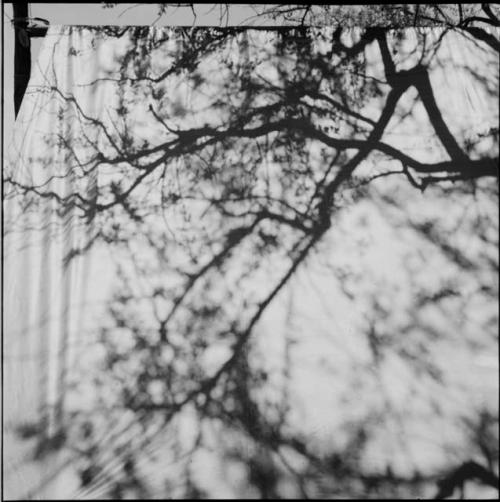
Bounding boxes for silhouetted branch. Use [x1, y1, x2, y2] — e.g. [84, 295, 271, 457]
[434, 460, 499, 499]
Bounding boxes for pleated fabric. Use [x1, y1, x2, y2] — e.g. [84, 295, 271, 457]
[3, 26, 499, 499]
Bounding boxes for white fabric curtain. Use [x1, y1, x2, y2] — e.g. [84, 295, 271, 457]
[3, 26, 499, 499]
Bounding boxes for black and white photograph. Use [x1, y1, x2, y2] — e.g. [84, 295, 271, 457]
[2, 3, 499, 499]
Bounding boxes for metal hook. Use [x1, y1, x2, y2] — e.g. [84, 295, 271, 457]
[11, 17, 49, 38]
[11, 16, 49, 28]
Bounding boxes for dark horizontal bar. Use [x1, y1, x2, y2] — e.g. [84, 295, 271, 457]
[3, 1, 387, 4]
[25, 25, 48, 37]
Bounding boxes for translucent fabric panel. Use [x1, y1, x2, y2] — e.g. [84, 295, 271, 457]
[3, 26, 499, 499]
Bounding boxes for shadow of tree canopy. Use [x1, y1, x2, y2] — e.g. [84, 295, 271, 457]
[3, 24, 499, 499]
[101, 4, 500, 31]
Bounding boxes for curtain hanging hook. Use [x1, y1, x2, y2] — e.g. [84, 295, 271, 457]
[11, 16, 50, 28]
[12, 17, 50, 38]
